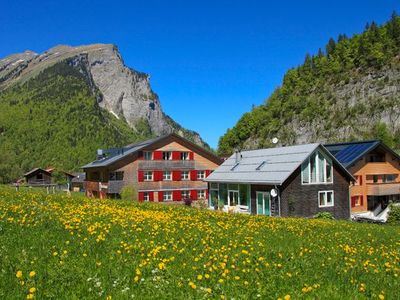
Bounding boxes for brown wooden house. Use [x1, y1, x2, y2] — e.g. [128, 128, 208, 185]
[24, 168, 52, 186]
[325, 140, 400, 213]
[82, 134, 223, 201]
[206, 143, 354, 219]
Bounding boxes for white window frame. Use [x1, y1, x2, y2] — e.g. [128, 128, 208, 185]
[197, 170, 205, 180]
[144, 151, 153, 160]
[318, 190, 334, 208]
[163, 191, 172, 201]
[180, 152, 189, 160]
[301, 150, 333, 185]
[181, 171, 189, 180]
[181, 190, 190, 199]
[198, 190, 206, 199]
[163, 171, 172, 181]
[144, 171, 153, 181]
[163, 151, 172, 160]
[143, 192, 150, 202]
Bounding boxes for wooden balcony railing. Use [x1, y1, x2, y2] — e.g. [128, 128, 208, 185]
[366, 183, 400, 196]
[138, 160, 195, 170]
[84, 181, 109, 192]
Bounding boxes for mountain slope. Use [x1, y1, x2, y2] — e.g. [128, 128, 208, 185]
[218, 14, 400, 156]
[0, 44, 209, 183]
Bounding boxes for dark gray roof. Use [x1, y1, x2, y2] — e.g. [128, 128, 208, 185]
[71, 173, 86, 183]
[82, 135, 166, 169]
[206, 143, 354, 185]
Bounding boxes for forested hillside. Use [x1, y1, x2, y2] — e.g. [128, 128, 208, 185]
[0, 61, 146, 182]
[218, 14, 400, 156]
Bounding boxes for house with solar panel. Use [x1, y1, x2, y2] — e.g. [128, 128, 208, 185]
[206, 143, 354, 219]
[82, 133, 223, 201]
[325, 140, 400, 214]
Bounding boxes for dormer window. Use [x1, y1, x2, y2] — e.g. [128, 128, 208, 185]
[181, 152, 189, 160]
[301, 150, 333, 184]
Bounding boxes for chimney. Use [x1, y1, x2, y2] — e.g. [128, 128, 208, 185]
[235, 149, 242, 164]
[97, 149, 104, 160]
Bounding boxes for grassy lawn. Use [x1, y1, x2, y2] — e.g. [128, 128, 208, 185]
[0, 188, 398, 299]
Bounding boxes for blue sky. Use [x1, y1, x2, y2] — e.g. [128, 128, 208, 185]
[1, 1, 399, 148]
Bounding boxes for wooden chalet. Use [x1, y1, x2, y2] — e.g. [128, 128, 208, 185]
[82, 133, 223, 201]
[325, 140, 400, 213]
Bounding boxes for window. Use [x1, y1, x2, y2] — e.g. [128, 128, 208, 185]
[354, 175, 362, 186]
[163, 171, 172, 181]
[301, 150, 333, 184]
[109, 171, 124, 181]
[197, 171, 205, 180]
[181, 190, 190, 199]
[163, 151, 172, 160]
[384, 174, 396, 183]
[373, 175, 379, 183]
[163, 191, 172, 201]
[198, 190, 206, 199]
[181, 152, 189, 160]
[368, 153, 385, 163]
[144, 171, 153, 181]
[143, 192, 150, 202]
[36, 173, 43, 180]
[355, 196, 361, 206]
[318, 191, 334, 207]
[144, 151, 152, 160]
[181, 171, 189, 180]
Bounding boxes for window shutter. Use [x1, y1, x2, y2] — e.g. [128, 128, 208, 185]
[191, 190, 198, 200]
[351, 196, 356, 208]
[360, 195, 364, 206]
[138, 192, 144, 202]
[153, 151, 163, 160]
[173, 170, 181, 181]
[205, 170, 211, 177]
[359, 176, 363, 185]
[173, 190, 181, 201]
[158, 191, 164, 202]
[138, 170, 144, 182]
[172, 151, 180, 160]
[190, 170, 197, 181]
[149, 192, 154, 202]
[189, 152, 194, 160]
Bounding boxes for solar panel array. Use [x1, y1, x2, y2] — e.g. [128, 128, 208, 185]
[325, 141, 378, 167]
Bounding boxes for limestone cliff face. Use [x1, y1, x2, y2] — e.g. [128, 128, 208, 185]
[0, 44, 207, 147]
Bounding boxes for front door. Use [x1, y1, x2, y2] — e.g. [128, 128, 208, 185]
[228, 190, 239, 206]
[256, 192, 270, 216]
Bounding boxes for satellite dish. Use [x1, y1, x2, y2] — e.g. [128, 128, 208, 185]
[272, 137, 279, 144]
[270, 189, 278, 198]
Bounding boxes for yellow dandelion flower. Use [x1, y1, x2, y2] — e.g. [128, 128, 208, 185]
[197, 274, 203, 280]
[134, 276, 139, 282]
[206, 288, 212, 293]
[29, 271, 36, 278]
[16, 271, 23, 279]
[29, 287, 36, 293]
[26, 294, 33, 300]
[378, 295, 384, 300]
[284, 295, 291, 300]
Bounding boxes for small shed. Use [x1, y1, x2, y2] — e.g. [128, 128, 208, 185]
[71, 173, 86, 192]
[24, 168, 52, 186]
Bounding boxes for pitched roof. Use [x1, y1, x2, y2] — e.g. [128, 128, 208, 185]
[82, 133, 222, 169]
[206, 143, 354, 185]
[24, 168, 51, 177]
[324, 140, 384, 168]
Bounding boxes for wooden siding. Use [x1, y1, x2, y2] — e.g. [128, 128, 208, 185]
[349, 149, 400, 212]
[280, 167, 350, 219]
[84, 137, 220, 201]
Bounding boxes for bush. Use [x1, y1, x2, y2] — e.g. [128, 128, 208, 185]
[120, 186, 137, 201]
[387, 204, 400, 225]
[183, 197, 192, 207]
[314, 212, 334, 220]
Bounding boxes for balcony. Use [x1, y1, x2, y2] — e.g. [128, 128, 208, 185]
[367, 183, 400, 196]
[138, 160, 195, 170]
[84, 181, 108, 192]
